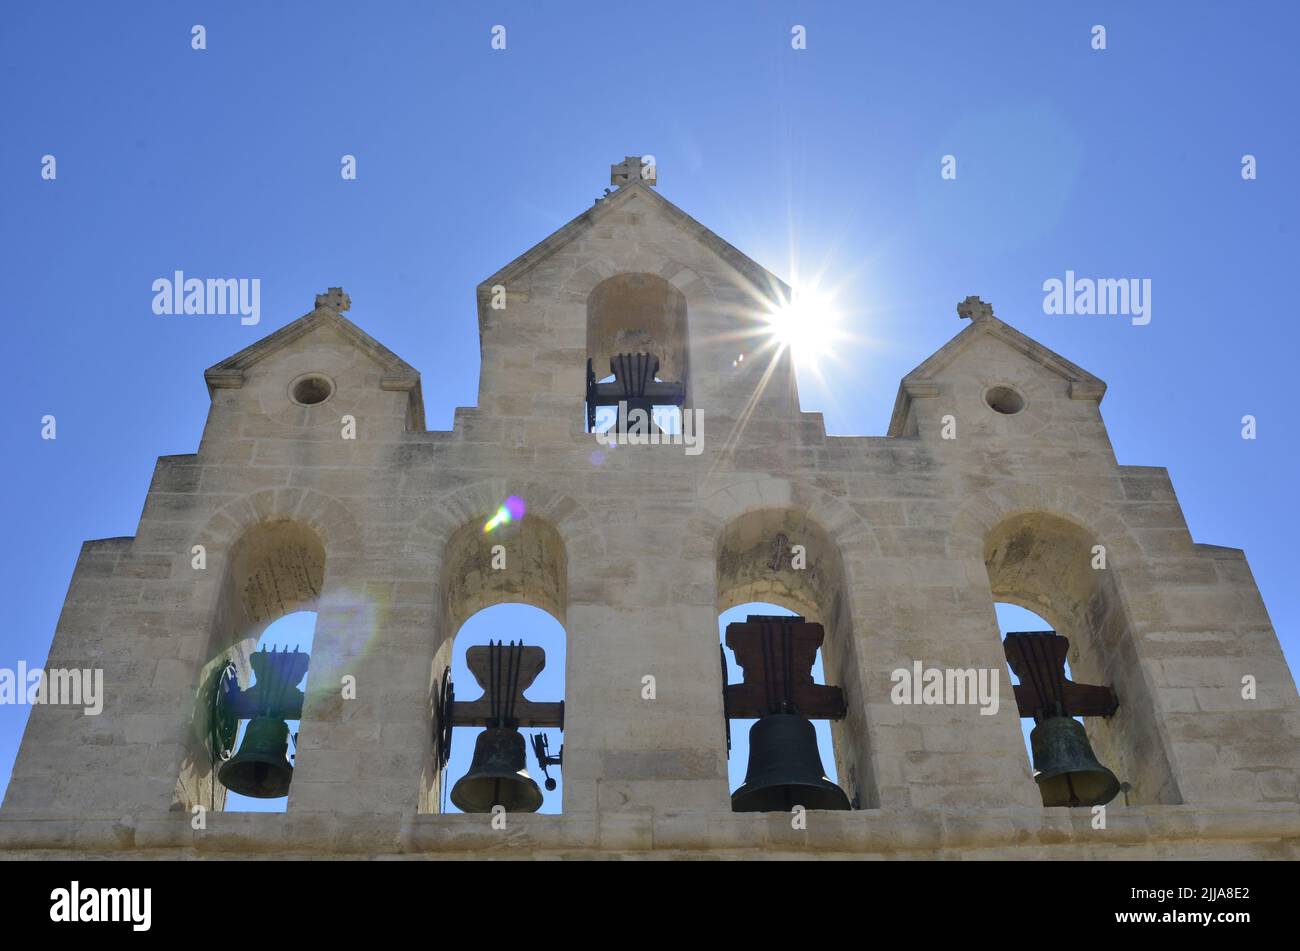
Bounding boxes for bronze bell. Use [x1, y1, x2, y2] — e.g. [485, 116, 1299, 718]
[1030, 716, 1121, 807]
[218, 716, 294, 799]
[450, 727, 543, 813]
[731, 714, 851, 812]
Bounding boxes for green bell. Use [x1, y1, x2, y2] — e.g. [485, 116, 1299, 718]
[218, 716, 293, 799]
[1030, 716, 1121, 807]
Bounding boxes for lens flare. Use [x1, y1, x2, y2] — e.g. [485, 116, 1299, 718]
[483, 495, 527, 533]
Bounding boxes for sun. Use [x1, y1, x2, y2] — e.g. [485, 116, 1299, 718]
[765, 283, 842, 369]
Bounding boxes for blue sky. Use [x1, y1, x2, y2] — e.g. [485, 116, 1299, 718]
[2, 3, 1297, 803]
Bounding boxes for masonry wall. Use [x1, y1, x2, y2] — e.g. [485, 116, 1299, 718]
[3, 186, 1297, 857]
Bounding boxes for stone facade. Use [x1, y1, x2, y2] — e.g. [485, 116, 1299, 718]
[3, 160, 1298, 859]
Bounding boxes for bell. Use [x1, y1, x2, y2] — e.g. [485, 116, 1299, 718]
[1030, 716, 1121, 807]
[731, 714, 851, 812]
[218, 716, 293, 799]
[450, 728, 544, 813]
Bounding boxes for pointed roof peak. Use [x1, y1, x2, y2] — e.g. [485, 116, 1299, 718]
[204, 289, 425, 429]
[887, 300, 1106, 436]
[480, 155, 787, 303]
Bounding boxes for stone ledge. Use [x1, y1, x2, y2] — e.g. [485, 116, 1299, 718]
[1, 804, 1296, 859]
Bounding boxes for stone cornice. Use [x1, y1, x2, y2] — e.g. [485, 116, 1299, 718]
[1, 804, 1295, 859]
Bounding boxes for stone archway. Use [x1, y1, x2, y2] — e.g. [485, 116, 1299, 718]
[713, 505, 874, 809]
[961, 491, 1182, 805]
[175, 516, 328, 813]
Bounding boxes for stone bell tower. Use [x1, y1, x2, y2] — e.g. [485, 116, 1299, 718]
[2, 157, 1297, 859]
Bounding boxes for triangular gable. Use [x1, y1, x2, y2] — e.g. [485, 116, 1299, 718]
[887, 314, 1106, 436]
[478, 180, 790, 301]
[204, 295, 426, 430]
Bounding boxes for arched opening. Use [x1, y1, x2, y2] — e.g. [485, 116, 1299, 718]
[422, 511, 568, 814]
[585, 273, 689, 434]
[437, 604, 566, 815]
[995, 602, 1067, 768]
[984, 511, 1178, 804]
[176, 519, 326, 813]
[223, 610, 317, 813]
[716, 508, 872, 809]
[719, 602, 842, 803]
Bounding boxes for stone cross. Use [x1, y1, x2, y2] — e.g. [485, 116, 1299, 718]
[611, 155, 656, 187]
[315, 287, 351, 313]
[957, 295, 993, 321]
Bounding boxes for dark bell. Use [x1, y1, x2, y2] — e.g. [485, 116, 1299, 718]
[218, 716, 293, 799]
[731, 714, 851, 812]
[1030, 715, 1121, 807]
[450, 727, 543, 813]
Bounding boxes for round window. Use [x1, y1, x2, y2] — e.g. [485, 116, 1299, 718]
[290, 374, 335, 406]
[984, 385, 1025, 415]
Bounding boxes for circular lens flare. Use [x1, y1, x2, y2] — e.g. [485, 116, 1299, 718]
[483, 495, 527, 533]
